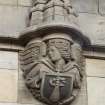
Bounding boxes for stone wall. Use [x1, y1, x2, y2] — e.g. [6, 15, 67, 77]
[0, 0, 105, 105]
[71, 0, 105, 46]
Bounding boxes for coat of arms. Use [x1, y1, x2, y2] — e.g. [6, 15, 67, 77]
[41, 73, 73, 104]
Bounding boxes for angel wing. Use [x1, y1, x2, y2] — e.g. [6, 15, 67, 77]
[19, 39, 47, 78]
[71, 43, 85, 77]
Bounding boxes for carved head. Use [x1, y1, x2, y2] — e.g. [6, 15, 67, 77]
[43, 33, 74, 62]
[48, 45, 62, 62]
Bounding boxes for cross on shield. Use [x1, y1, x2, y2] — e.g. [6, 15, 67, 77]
[41, 73, 73, 104]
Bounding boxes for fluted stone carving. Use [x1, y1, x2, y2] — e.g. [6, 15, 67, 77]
[29, 0, 78, 26]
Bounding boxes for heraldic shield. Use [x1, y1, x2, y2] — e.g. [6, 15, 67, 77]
[41, 73, 73, 104]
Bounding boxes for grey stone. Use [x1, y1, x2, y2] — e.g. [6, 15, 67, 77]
[20, 31, 86, 105]
[71, 77, 88, 105]
[0, 103, 34, 105]
[0, 104, 17, 105]
[71, 0, 98, 13]
[0, 43, 11, 49]
[78, 13, 105, 46]
[99, 0, 105, 15]
[18, 70, 44, 105]
[30, 11, 43, 26]
[19, 0, 87, 104]
[87, 77, 105, 105]
[0, 43, 24, 51]
[0, 51, 18, 70]
[18, 0, 32, 7]
[86, 58, 105, 77]
[0, 0, 17, 5]
[0, 69, 18, 102]
[11, 44, 24, 50]
[84, 50, 105, 58]
[0, 6, 30, 38]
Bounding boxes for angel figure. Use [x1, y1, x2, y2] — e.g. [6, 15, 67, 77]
[25, 33, 83, 105]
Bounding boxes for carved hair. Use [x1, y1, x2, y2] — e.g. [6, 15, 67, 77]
[47, 38, 72, 62]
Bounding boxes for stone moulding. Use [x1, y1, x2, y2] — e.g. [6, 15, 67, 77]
[19, 22, 91, 46]
[0, 22, 90, 49]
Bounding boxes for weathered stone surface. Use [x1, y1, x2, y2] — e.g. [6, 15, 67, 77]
[0, 0, 17, 5]
[0, 1, 105, 48]
[0, 6, 30, 38]
[11, 44, 24, 50]
[71, 0, 98, 13]
[18, 0, 32, 6]
[18, 70, 43, 105]
[19, 0, 87, 103]
[87, 77, 105, 105]
[0, 104, 17, 105]
[0, 43, 24, 51]
[18, 69, 87, 105]
[71, 77, 88, 105]
[86, 58, 105, 77]
[20, 32, 84, 104]
[0, 69, 18, 102]
[0, 43, 11, 49]
[78, 13, 105, 46]
[0, 51, 18, 70]
[99, 0, 105, 15]
[0, 2, 105, 47]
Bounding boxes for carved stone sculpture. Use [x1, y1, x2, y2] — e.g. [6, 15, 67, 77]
[20, 33, 84, 105]
[19, 0, 90, 104]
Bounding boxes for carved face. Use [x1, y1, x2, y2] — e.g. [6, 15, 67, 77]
[48, 46, 62, 62]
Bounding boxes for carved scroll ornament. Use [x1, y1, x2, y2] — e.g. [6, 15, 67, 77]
[20, 33, 84, 105]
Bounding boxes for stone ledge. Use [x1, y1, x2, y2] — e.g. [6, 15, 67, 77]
[99, 0, 105, 15]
